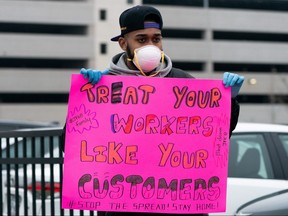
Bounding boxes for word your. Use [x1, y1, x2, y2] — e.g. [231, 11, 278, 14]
[80, 82, 222, 109]
[158, 143, 208, 169]
[173, 86, 222, 109]
[78, 174, 220, 201]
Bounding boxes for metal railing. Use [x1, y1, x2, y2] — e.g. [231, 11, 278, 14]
[0, 128, 99, 216]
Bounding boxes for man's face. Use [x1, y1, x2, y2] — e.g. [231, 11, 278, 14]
[123, 28, 163, 59]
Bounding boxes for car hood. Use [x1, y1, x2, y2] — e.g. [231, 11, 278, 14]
[236, 189, 288, 215]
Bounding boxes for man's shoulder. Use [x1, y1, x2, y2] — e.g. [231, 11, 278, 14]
[167, 67, 195, 78]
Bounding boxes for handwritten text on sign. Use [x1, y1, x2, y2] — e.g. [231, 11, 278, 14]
[62, 74, 231, 214]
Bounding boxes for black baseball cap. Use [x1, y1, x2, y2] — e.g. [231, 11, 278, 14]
[111, 5, 163, 42]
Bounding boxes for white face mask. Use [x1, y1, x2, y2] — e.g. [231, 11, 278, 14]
[130, 45, 164, 76]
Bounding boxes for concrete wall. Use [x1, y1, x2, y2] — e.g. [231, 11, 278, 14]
[1, 0, 288, 125]
[158, 6, 288, 124]
[0, 0, 95, 126]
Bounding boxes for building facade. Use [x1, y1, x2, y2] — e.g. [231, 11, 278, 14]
[1, 0, 288, 125]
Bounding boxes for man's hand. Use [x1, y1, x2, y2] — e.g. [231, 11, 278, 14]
[80, 68, 109, 84]
[223, 72, 245, 98]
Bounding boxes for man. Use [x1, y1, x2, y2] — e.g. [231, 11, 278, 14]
[64, 5, 244, 216]
[80, 4, 243, 134]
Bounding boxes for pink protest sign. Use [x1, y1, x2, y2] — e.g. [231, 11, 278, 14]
[62, 74, 231, 214]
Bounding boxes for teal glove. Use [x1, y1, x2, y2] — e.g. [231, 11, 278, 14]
[80, 68, 109, 84]
[223, 72, 245, 98]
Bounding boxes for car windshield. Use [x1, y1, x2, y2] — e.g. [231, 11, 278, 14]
[229, 133, 274, 179]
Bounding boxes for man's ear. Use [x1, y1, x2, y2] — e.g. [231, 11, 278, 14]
[118, 37, 127, 51]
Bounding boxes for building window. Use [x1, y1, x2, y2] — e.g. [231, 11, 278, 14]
[143, 0, 203, 7]
[213, 31, 288, 43]
[100, 9, 107, 21]
[143, 0, 288, 12]
[162, 29, 204, 39]
[0, 93, 68, 103]
[100, 43, 107, 54]
[173, 61, 204, 71]
[0, 58, 88, 69]
[214, 62, 288, 73]
[0, 22, 87, 35]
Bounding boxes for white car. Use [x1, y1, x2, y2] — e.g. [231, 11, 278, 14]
[234, 189, 288, 216]
[1, 133, 61, 215]
[1, 129, 93, 216]
[210, 122, 288, 215]
[1, 123, 288, 216]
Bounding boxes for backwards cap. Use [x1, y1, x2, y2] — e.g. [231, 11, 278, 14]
[111, 5, 163, 41]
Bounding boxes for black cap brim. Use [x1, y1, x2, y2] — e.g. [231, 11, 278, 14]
[111, 35, 122, 42]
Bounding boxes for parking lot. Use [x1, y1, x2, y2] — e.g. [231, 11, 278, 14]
[0, 127, 98, 216]
[1, 122, 288, 216]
